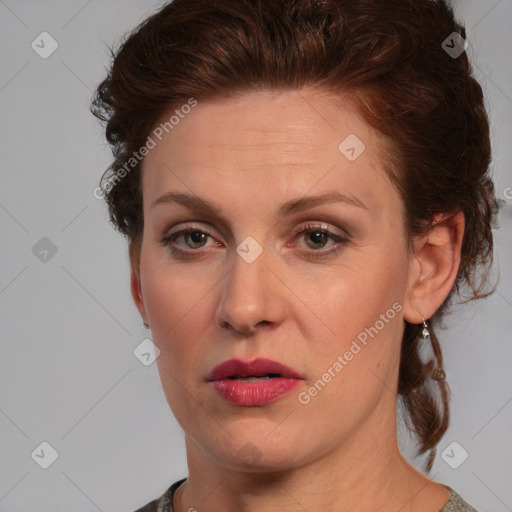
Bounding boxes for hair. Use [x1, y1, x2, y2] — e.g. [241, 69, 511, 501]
[91, 0, 497, 471]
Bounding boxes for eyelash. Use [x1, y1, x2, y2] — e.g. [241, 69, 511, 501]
[160, 223, 349, 259]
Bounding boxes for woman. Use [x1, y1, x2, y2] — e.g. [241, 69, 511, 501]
[91, 0, 497, 510]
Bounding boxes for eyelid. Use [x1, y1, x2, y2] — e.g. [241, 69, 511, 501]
[165, 222, 216, 239]
[290, 222, 348, 238]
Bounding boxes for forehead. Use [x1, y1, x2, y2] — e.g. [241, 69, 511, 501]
[141, 88, 398, 214]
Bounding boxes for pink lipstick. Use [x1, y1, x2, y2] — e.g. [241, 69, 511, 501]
[206, 358, 304, 406]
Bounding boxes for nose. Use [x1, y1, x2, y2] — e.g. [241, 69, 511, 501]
[215, 248, 286, 335]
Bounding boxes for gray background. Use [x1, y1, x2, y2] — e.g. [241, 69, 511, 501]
[0, 1, 511, 511]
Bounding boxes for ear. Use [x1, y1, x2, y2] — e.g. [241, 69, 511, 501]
[129, 240, 149, 325]
[131, 270, 149, 324]
[402, 211, 465, 324]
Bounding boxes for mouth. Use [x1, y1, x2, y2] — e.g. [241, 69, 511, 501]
[225, 373, 282, 382]
[206, 358, 304, 406]
[206, 358, 303, 382]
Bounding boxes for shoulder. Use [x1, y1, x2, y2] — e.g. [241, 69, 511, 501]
[441, 486, 480, 512]
[131, 480, 479, 512]
[132, 497, 160, 512]
[131, 478, 186, 512]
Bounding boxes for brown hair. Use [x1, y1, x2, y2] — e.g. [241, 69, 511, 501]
[91, 0, 497, 471]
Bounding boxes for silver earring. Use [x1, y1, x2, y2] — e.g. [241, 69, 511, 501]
[420, 314, 446, 381]
[143, 322, 150, 329]
[420, 315, 430, 340]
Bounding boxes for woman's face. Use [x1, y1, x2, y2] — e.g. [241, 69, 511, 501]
[134, 89, 417, 471]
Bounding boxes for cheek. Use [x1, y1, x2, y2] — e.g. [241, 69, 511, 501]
[294, 250, 407, 401]
[140, 247, 215, 332]
[296, 246, 408, 340]
[295, 296, 404, 440]
[139, 252, 219, 389]
[144, 279, 214, 367]
[142, 263, 217, 424]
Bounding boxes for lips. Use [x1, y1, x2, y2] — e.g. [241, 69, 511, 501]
[206, 358, 303, 381]
[207, 358, 304, 406]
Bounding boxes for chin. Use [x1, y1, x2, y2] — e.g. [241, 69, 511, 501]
[205, 434, 308, 473]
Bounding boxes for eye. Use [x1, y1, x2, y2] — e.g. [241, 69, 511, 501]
[177, 230, 210, 249]
[293, 223, 349, 256]
[160, 226, 219, 253]
[303, 229, 331, 249]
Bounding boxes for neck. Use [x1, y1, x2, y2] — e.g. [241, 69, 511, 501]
[174, 399, 442, 512]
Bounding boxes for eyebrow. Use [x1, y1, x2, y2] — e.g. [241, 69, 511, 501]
[151, 191, 368, 217]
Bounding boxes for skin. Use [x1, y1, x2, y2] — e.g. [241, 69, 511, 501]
[131, 88, 464, 512]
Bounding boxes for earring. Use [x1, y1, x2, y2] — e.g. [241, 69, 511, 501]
[143, 322, 150, 329]
[420, 315, 430, 340]
[419, 314, 446, 381]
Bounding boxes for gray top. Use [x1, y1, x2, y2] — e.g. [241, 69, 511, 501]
[133, 479, 479, 511]
[441, 486, 479, 512]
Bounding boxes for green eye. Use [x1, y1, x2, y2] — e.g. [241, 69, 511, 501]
[305, 230, 330, 249]
[293, 224, 350, 259]
[184, 231, 209, 249]
[161, 228, 214, 254]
